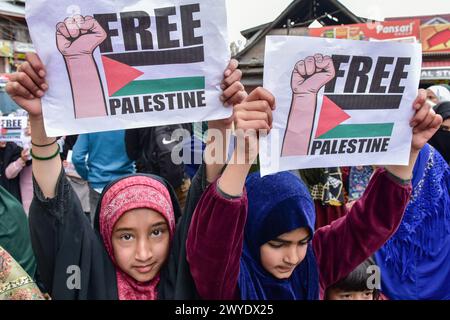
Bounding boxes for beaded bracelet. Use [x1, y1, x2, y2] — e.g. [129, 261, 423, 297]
[31, 139, 57, 148]
[30, 144, 60, 161]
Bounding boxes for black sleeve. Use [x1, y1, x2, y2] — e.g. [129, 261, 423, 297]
[154, 125, 186, 189]
[60, 135, 78, 161]
[158, 164, 207, 300]
[5, 142, 23, 165]
[125, 128, 142, 161]
[29, 168, 117, 299]
[183, 163, 208, 217]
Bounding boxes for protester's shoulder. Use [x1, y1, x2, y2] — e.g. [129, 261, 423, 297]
[0, 185, 27, 223]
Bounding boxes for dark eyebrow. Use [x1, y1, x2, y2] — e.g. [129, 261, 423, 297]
[114, 228, 134, 233]
[151, 221, 168, 229]
[272, 234, 311, 244]
[271, 238, 292, 244]
[114, 222, 167, 233]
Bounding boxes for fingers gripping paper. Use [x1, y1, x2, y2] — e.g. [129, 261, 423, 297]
[25, 0, 230, 136]
[260, 36, 422, 176]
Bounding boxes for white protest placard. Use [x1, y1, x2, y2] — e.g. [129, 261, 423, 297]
[260, 36, 422, 176]
[25, 0, 230, 137]
[0, 116, 28, 142]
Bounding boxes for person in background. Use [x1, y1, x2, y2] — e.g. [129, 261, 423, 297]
[345, 166, 375, 211]
[299, 167, 348, 229]
[0, 184, 37, 281]
[72, 130, 135, 225]
[0, 141, 23, 202]
[426, 85, 450, 104]
[429, 101, 450, 164]
[325, 258, 381, 300]
[60, 135, 78, 161]
[125, 124, 192, 211]
[0, 245, 45, 300]
[4, 119, 33, 214]
[348, 166, 374, 201]
[375, 143, 450, 300]
[338, 145, 449, 300]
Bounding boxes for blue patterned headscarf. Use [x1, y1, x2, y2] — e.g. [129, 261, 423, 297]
[238, 171, 319, 300]
[375, 144, 450, 299]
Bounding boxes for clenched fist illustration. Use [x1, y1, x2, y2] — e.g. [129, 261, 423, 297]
[56, 15, 107, 56]
[291, 54, 335, 95]
[282, 54, 336, 157]
[56, 15, 108, 119]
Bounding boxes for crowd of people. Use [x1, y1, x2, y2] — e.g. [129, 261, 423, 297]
[0, 51, 448, 301]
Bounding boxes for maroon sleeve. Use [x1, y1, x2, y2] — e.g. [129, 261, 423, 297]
[312, 169, 412, 296]
[186, 181, 247, 300]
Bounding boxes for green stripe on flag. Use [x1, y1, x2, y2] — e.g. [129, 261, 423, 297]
[317, 123, 394, 139]
[2, 132, 20, 136]
[112, 76, 205, 97]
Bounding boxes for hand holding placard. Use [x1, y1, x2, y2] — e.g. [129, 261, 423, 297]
[384, 89, 442, 181]
[6, 54, 47, 117]
[410, 90, 443, 153]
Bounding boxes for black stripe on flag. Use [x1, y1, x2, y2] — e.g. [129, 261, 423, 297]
[103, 46, 205, 67]
[325, 95, 402, 110]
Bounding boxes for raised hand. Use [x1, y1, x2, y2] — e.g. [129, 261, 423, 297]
[5, 53, 47, 117]
[410, 89, 443, 152]
[21, 148, 30, 162]
[221, 59, 247, 107]
[6, 56, 59, 199]
[385, 89, 443, 181]
[233, 87, 275, 164]
[234, 88, 274, 133]
[205, 59, 247, 181]
[209, 59, 247, 130]
[56, 15, 107, 56]
[219, 87, 275, 196]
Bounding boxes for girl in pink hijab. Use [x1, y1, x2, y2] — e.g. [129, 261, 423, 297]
[97, 174, 177, 300]
[6, 53, 246, 300]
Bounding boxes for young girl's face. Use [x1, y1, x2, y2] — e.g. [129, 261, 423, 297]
[111, 208, 170, 283]
[327, 288, 374, 300]
[260, 227, 310, 279]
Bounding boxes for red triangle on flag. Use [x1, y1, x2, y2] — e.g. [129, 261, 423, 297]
[315, 96, 351, 138]
[101, 56, 144, 96]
